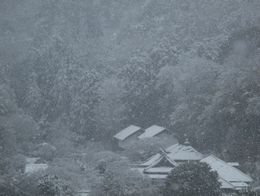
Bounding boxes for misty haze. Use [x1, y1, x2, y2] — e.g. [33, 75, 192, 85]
[0, 1, 260, 196]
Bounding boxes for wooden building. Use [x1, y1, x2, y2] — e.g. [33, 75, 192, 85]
[113, 125, 143, 149]
[201, 155, 253, 191]
[135, 143, 253, 192]
[140, 142, 203, 168]
[138, 125, 177, 148]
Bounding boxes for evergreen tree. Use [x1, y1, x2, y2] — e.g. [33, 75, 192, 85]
[163, 162, 221, 196]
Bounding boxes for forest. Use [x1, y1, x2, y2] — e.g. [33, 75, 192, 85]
[0, 0, 260, 195]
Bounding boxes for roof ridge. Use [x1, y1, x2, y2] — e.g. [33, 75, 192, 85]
[219, 177, 235, 188]
[202, 154, 253, 182]
[138, 125, 166, 139]
[114, 125, 142, 140]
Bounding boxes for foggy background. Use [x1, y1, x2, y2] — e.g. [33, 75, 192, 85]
[0, 0, 260, 195]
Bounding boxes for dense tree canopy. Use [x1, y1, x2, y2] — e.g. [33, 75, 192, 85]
[163, 162, 221, 196]
[0, 0, 260, 194]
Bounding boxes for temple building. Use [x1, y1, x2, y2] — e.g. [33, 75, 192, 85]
[135, 142, 253, 192]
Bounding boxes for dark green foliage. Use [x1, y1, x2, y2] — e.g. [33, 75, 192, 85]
[163, 162, 221, 196]
[91, 156, 160, 196]
[37, 175, 74, 196]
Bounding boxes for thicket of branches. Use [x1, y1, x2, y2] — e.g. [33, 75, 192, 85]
[1, 0, 260, 193]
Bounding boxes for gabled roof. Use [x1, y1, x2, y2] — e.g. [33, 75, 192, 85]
[138, 125, 166, 139]
[146, 152, 178, 168]
[140, 149, 178, 168]
[166, 143, 204, 161]
[141, 143, 203, 167]
[113, 125, 142, 141]
[140, 153, 162, 167]
[201, 155, 253, 183]
[219, 178, 235, 189]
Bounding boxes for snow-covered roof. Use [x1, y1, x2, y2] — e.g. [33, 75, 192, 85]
[201, 155, 253, 183]
[166, 143, 204, 161]
[219, 178, 235, 189]
[141, 143, 203, 167]
[77, 190, 91, 196]
[145, 174, 168, 179]
[231, 182, 250, 190]
[25, 163, 48, 174]
[138, 125, 166, 139]
[149, 152, 178, 167]
[227, 162, 239, 167]
[144, 167, 173, 174]
[140, 154, 162, 167]
[113, 125, 142, 141]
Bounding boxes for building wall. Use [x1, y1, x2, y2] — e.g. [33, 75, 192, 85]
[119, 131, 143, 149]
[155, 132, 178, 148]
